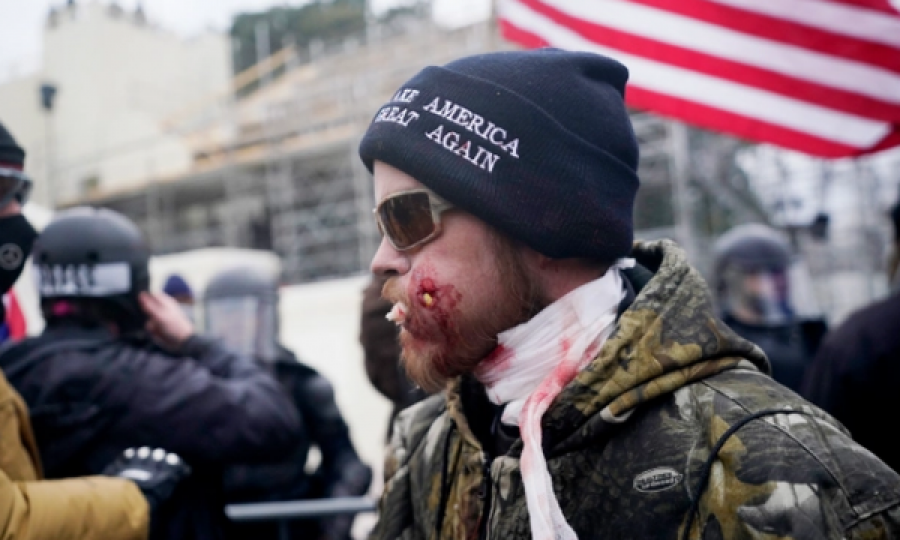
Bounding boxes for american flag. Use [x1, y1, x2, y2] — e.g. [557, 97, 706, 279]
[1, 291, 27, 342]
[498, 0, 900, 158]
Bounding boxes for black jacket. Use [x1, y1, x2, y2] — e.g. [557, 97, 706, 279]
[223, 345, 372, 540]
[724, 315, 826, 393]
[0, 323, 303, 540]
[801, 291, 900, 472]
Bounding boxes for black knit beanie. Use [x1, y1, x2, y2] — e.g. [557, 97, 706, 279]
[0, 121, 25, 169]
[359, 48, 640, 262]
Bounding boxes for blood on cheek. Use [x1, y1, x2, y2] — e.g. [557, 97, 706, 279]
[418, 278, 437, 307]
[404, 266, 462, 340]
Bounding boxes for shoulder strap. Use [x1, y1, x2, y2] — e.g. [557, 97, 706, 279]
[681, 408, 818, 540]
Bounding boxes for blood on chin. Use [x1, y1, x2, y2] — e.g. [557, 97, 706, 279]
[382, 267, 500, 388]
[398, 325, 498, 393]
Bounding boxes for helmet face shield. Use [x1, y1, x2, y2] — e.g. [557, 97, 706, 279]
[204, 296, 262, 358]
[712, 223, 807, 327]
[721, 266, 793, 326]
[202, 265, 280, 362]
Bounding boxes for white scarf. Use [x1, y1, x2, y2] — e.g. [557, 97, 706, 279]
[474, 259, 632, 540]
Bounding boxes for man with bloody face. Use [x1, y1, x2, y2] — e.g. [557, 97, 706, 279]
[360, 49, 900, 540]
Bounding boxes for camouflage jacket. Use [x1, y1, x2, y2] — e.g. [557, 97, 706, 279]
[370, 240, 900, 540]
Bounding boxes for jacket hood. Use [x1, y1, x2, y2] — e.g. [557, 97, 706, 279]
[447, 239, 769, 455]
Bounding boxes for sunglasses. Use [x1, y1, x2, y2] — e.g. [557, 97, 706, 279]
[374, 188, 454, 251]
[0, 167, 32, 208]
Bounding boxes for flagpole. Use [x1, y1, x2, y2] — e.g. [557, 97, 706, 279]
[491, 0, 499, 50]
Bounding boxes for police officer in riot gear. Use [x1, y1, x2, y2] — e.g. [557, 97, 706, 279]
[204, 264, 372, 540]
[712, 223, 826, 393]
[0, 207, 303, 540]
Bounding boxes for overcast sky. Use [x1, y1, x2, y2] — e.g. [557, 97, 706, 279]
[0, 0, 489, 84]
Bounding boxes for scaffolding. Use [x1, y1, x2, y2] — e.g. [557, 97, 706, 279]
[59, 11, 752, 285]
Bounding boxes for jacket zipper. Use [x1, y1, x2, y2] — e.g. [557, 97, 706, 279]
[477, 452, 494, 540]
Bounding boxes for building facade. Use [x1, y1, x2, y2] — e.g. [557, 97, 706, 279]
[0, 1, 230, 207]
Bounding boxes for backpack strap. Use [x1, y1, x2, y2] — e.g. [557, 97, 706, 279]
[681, 408, 819, 540]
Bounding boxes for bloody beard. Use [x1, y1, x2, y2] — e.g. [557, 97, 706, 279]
[382, 236, 542, 393]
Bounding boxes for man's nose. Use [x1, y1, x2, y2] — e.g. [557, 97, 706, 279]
[370, 237, 411, 277]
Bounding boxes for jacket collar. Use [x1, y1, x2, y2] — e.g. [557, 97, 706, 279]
[446, 240, 767, 458]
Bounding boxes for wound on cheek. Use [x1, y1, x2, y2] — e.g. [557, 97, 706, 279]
[417, 277, 438, 308]
[406, 264, 462, 342]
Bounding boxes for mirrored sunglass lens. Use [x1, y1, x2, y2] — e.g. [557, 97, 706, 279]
[0, 175, 22, 205]
[378, 192, 436, 249]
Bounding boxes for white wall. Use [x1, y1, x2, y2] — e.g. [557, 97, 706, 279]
[278, 275, 392, 476]
[0, 2, 231, 206]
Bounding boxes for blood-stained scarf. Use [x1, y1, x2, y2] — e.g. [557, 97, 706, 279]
[475, 260, 633, 540]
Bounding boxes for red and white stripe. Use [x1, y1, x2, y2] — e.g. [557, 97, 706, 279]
[498, 0, 900, 157]
[2, 292, 27, 340]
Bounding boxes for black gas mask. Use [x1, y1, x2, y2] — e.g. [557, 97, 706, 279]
[0, 213, 37, 295]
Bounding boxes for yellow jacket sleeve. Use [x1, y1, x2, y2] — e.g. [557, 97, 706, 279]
[0, 371, 149, 540]
[0, 471, 149, 540]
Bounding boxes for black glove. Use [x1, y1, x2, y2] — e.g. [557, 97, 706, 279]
[103, 447, 191, 512]
[326, 460, 373, 499]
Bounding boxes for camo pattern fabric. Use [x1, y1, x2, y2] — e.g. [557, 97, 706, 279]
[369, 240, 900, 540]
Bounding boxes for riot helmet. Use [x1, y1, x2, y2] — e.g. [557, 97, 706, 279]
[32, 207, 150, 332]
[203, 264, 280, 363]
[712, 223, 794, 327]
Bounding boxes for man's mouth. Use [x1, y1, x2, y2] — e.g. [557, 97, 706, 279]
[385, 301, 408, 325]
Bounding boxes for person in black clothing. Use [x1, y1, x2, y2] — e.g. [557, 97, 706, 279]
[204, 264, 372, 540]
[712, 223, 826, 393]
[0, 207, 304, 540]
[801, 291, 900, 472]
[801, 197, 900, 472]
[887, 201, 900, 289]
